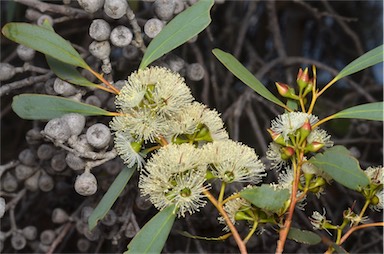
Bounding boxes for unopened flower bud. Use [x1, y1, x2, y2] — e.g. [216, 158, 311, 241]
[275, 82, 299, 100]
[297, 67, 309, 91]
[305, 141, 324, 153]
[280, 146, 295, 160]
[89, 40, 111, 60]
[267, 128, 286, 146]
[302, 81, 313, 97]
[110, 26, 133, 47]
[0, 63, 16, 81]
[89, 19, 111, 41]
[16, 45, 35, 61]
[86, 123, 111, 149]
[0, 197, 5, 218]
[25, 171, 40, 192]
[298, 119, 312, 144]
[2, 172, 18, 192]
[77, 238, 90, 252]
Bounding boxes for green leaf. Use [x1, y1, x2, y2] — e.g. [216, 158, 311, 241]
[330, 102, 384, 121]
[139, 0, 214, 69]
[333, 44, 384, 82]
[46, 56, 100, 88]
[88, 166, 135, 230]
[329, 242, 348, 253]
[2, 23, 89, 69]
[287, 227, 321, 245]
[12, 94, 115, 120]
[126, 204, 177, 254]
[212, 49, 285, 108]
[240, 184, 290, 212]
[309, 146, 370, 190]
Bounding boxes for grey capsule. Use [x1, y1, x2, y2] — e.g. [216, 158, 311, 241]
[62, 113, 86, 136]
[86, 123, 111, 149]
[44, 118, 71, 142]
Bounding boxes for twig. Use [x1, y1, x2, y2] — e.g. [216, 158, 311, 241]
[0, 160, 19, 179]
[339, 222, 384, 244]
[46, 222, 73, 254]
[126, 3, 146, 53]
[203, 190, 247, 254]
[0, 73, 52, 97]
[14, 0, 88, 18]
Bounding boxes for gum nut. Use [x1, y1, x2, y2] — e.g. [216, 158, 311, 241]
[75, 172, 97, 196]
[86, 123, 111, 149]
[62, 113, 86, 136]
[44, 118, 71, 142]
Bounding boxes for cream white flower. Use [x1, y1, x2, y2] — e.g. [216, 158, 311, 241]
[115, 66, 193, 117]
[369, 189, 383, 211]
[271, 112, 318, 141]
[307, 128, 333, 148]
[172, 102, 229, 142]
[365, 166, 384, 185]
[203, 140, 266, 184]
[138, 143, 209, 217]
[266, 143, 287, 170]
[218, 196, 251, 231]
[114, 131, 145, 169]
[310, 209, 331, 233]
[110, 109, 169, 142]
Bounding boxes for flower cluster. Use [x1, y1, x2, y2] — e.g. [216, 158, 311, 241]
[266, 112, 333, 171]
[111, 67, 265, 217]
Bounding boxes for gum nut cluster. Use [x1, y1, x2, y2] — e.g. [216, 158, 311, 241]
[138, 143, 209, 217]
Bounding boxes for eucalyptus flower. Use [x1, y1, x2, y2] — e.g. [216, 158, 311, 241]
[369, 189, 383, 211]
[266, 143, 287, 170]
[203, 140, 266, 184]
[114, 131, 145, 169]
[270, 112, 318, 141]
[115, 66, 193, 116]
[307, 128, 333, 148]
[139, 143, 209, 217]
[172, 102, 228, 142]
[364, 166, 384, 185]
[218, 196, 251, 231]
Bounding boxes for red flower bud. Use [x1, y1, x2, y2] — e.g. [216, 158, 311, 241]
[281, 146, 295, 160]
[267, 128, 286, 146]
[297, 67, 309, 91]
[305, 142, 324, 153]
[275, 82, 299, 100]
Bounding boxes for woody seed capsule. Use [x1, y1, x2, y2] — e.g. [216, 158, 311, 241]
[89, 40, 111, 60]
[22, 226, 38, 241]
[38, 173, 54, 192]
[154, 0, 175, 21]
[104, 0, 128, 19]
[89, 19, 111, 41]
[74, 171, 97, 196]
[77, 0, 104, 13]
[16, 45, 36, 61]
[144, 18, 164, 38]
[86, 123, 111, 149]
[0, 63, 16, 81]
[110, 26, 133, 47]
[44, 118, 71, 142]
[11, 233, 27, 250]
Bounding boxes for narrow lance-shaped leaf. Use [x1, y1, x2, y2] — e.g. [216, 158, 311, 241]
[46, 56, 101, 88]
[139, 0, 214, 69]
[12, 94, 116, 120]
[212, 49, 286, 108]
[126, 204, 177, 254]
[333, 44, 384, 82]
[328, 102, 384, 121]
[240, 184, 290, 213]
[2, 23, 89, 69]
[309, 146, 370, 190]
[88, 166, 135, 230]
[287, 228, 321, 245]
